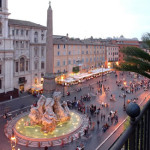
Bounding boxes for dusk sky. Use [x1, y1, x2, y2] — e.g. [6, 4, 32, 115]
[9, 0, 150, 40]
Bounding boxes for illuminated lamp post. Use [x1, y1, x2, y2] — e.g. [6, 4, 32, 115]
[123, 81, 127, 111]
[63, 83, 65, 97]
[61, 75, 65, 97]
[101, 65, 103, 82]
[11, 130, 16, 150]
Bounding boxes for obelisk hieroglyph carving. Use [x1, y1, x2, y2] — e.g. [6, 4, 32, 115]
[43, 2, 56, 97]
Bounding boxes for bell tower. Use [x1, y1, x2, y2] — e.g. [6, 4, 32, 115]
[0, 0, 9, 38]
[0, 0, 13, 93]
[0, 0, 8, 13]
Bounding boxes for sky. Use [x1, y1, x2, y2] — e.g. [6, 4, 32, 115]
[9, 0, 150, 40]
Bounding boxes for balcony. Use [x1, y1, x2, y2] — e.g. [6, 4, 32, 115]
[109, 99, 150, 150]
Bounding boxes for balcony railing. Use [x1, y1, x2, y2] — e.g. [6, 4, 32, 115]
[109, 100, 150, 150]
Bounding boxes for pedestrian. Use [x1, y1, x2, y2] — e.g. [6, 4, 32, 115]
[76, 146, 81, 150]
[97, 120, 100, 128]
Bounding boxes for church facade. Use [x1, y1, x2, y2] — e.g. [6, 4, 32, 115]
[0, 0, 47, 99]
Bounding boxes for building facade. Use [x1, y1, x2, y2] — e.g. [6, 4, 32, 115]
[53, 36, 107, 73]
[0, 0, 140, 99]
[0, 0, 46, 99]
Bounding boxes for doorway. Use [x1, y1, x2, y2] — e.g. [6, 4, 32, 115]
[19, 84, 24, 92]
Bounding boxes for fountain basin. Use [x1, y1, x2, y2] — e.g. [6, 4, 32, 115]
[5, 111, 89, 147]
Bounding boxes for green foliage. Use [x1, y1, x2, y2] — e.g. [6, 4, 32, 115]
[114, 33, 150, 79]
[73, 66, 79, 73]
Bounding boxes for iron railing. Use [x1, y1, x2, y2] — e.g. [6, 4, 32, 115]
[109, 100, 150, 150]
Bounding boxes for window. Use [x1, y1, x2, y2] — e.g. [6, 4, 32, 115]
[34, 62, 38, 70]
[26, 61, 28, 71]
[57, 51, 60, 56]
[16, 41, 19, 48]
[58, 45, 60, 49]
[57, 61, 60, 66]
[16, 29, 19, 35]
[0, 64, 1, 74]
[41, 47, 44, 56]
[0, 22, 2, 35]
[41, 62, 44, 69]
[12, 30, 15, 36]
[34, 32, 38, 43]
[41, 73, 44, 77]
[21, 30, 24, 36]
[73, 60, 76, 64]
[41, 34, 44, 40]
[20, 58, 25, 72]
[21, 41, 24, 48]
[64, 45, 66, 49]
[68, 51, 71, 55]
[0, 79, 1, 89]
[26, 30, 28, 36]
[86, 51, 88, 54]
[68, 60, 71, 65]
[82, 58, 84, 63]
[63, 61, 66, 66]
[82, 51, 84, 54]
[16, 62, 18, 72]
[63, 51, 66, 55]
[86, 58, 88, 63]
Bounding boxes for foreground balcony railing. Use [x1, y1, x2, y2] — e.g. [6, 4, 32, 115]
[109, 100, 150, 150]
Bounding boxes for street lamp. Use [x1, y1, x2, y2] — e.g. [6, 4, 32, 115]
[11, 130, 16, 150]
[62, 83, 65, 97]
[101, 65, 103, 82]
[123, 81, 127, 111]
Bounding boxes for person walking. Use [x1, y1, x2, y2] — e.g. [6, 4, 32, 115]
[97, 120, 100, 128]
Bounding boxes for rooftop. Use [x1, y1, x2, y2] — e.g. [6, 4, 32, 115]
[8, 19, 47, 29]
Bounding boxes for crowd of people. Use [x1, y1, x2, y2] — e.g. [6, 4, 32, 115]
[74, 71, 149, 150]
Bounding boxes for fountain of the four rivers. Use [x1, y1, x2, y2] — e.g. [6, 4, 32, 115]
[4, 2, 88, 147]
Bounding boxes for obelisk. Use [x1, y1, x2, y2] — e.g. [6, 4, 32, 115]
[43, 2, 56, 97]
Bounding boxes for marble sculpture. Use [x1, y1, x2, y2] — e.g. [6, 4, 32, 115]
[29, 92, 71, 133]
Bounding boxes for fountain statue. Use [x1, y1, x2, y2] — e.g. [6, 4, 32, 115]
[28, 92, 71, 133]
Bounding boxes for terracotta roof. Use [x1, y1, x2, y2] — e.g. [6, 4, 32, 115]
[8, 19, 47, 29]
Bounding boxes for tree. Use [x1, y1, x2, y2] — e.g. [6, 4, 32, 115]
[115, 33, 150, 79]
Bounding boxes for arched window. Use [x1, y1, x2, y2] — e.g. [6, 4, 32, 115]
[20, 57, 25, 72]
[34, 32, 38, 43]
[0, 22, 2, 35]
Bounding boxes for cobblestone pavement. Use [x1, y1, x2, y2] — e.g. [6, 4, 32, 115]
[0, 71, 149, 150]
